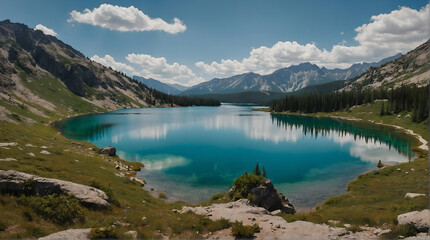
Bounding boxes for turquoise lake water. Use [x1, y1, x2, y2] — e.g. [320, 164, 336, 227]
[57, 104, 415, 209]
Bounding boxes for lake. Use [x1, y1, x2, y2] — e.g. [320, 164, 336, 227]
[56, 104, 416, 210]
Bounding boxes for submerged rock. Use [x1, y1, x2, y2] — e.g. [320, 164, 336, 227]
[0, 170, 109, 208]
[98, 146, 116, 156]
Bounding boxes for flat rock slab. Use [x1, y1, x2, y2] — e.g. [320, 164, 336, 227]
[38, 228, 91, 240]
[405, 193, 426, 198]
[0, 170, 109, 208]
[182, 199, 381, 239]
[398, 209, 430, 232]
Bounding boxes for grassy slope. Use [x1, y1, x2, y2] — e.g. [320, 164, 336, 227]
[0, 74, 229, 238]
[267, 102, 428, 231]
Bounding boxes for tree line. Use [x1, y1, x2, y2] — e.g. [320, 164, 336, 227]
[270, 85, 428, 123]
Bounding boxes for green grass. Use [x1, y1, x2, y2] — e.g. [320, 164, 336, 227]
[0, 122, 229, 239]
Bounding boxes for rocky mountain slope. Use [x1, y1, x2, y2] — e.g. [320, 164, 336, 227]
[181, 54, 401, 95]
[0, 20, 216, 124]
[343, 40, 429, 91]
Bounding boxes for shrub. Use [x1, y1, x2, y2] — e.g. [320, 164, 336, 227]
[24, 224, 46, 238]
[377, 160, 384, 168]
[89, 226, 118, 239]
[208, 218, 231, 232]
[17, 194, 85, 224]
[0, 220, 6, 231]
[231, 221, 260, 238]
[158, 193, 168, 199]
[90, 180, 120, 207]
[229, 173, 265, 201]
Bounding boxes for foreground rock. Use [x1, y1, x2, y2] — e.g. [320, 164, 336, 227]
[98, 146, 116, 156]
[398, 209, 430, 232]
[249, 179, 295, 214]
[0, 170, 109, 208]
[38, 229, 91, 240]
[181, 199, 382, 239]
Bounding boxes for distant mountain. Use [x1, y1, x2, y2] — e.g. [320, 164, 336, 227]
[133, 76, 182, 95]
[180, 54, 402, 96]
[343, 40, 429, 91]
[167, 83, 188, 92]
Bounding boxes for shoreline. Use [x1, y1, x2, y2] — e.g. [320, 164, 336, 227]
[53, 106, 428, 212]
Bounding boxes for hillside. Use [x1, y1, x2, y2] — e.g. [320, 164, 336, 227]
[0, 20, 218, 124]
[180, 54, 401, 96]
[342, 40, 429, 91]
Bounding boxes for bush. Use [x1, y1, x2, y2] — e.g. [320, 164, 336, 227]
[17, 194, 85, 224]
[90, 180, 120, 207]
[0, 220, 6, 231]
[208, 218, 231, 232]
[24, 224, 46, 238]
[158, 193, 168, 199]
[89, 226, 118, 239]
[229, 173, 265, 201]
[231, 221, 260, 238]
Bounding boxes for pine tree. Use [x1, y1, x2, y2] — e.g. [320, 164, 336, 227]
[262, 165, 266, 178]
[253, 163, 261, 176]
[380, 102, 385, 116]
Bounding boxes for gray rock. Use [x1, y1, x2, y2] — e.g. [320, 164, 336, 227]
[405, 193, 426, 198]
[38, 228, 91, 240]
[0, 170, 109, 208]
[249, 179, 296, 214]
[124, 230, 137, 239]
[398, 209, 430, 232]
[98, 147, 116, 156]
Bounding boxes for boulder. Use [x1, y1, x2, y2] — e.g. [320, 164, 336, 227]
[249, 179, 296, 214]
[124, 231, 137, 239]
[0, 170, 109, 208]
[98, 147, 116, 156]
[405, 193, 426, 198]
[397, 209, 430, 232]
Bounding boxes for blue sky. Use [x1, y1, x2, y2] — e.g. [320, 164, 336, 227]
[0, 0, 429, 86]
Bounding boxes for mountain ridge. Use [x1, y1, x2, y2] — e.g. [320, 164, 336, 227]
[180, 53, 402, 96]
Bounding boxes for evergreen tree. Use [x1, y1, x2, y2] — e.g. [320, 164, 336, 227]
[380, 102, 385, 116]
[262, 165, 266, 178]
[253, 163, 261, 176]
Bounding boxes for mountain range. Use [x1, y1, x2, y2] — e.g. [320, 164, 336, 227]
[180, 53, 402, 96]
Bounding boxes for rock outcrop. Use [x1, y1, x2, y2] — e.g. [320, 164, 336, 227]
[0, 170, 109, 208]
[398, 209, 430, 232]
[98, 146, 116, 157]
[249, 179, 295, 214]
[38, 229, 91, 240]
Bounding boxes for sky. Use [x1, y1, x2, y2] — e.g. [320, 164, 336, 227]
[0, 0, 429, 86]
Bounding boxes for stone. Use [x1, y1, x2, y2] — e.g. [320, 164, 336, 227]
[328, 220, 341, 225]
[0, 142, 17, 147]
[248, 179, 295, 214]
[27, 152, 35, 157]
[130, 177, 145, 186]
[40, 150, 50, 154]
[405, 193, 426, 198]
[141, 217, 147, 221]
[98, 147, 116, 156]
[398, 209, 430, 232]
[124, 231, 137, 239]
[0, 158, 17, 161]
[271, 210, 281, 215]
[378, 229, 392, 236]
[0, 170, 109, 208]
[38, 228, 91, 240]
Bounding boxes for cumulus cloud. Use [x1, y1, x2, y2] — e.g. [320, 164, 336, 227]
[126, 53, 204, 86]
[196, 4, 430, 76]
[91, 54, 136, 74]
[91, 54, 203, 86]
[69, 4, 186, 34]
[34, 24, 58, 37]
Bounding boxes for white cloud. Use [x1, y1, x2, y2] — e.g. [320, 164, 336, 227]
[90, 54, 203, 87]
[126, 53, 204, 86]
[34, 24, 58, 37]
[69, 4, 186, 34]
[91, 54, 136, 74]
[196, 4, 430, 76]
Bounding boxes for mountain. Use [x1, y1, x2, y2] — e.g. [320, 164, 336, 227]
[0, 20, 218, 123]
[133, 76, 181, 95]
[342, 40, 429, 91]
[167, 83, 188, 92]
[180, 54, 402, 96]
